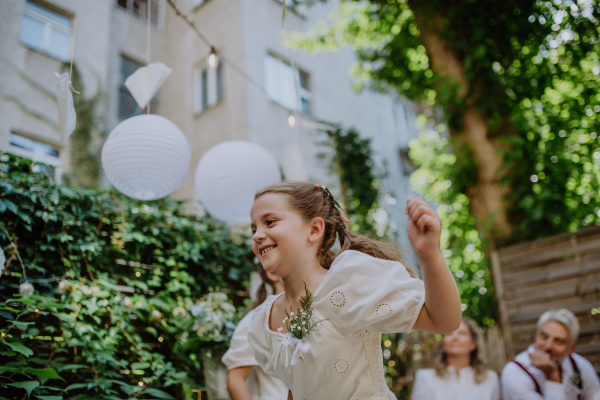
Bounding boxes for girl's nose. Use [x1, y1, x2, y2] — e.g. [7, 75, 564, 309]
[253, 229, 266, 242]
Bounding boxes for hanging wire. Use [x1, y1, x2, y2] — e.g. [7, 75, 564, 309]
[283, 0, 303, 137]
[165, 0, 271, 98]
[146, 0, 152, 114]
[68, 0, 81, 94]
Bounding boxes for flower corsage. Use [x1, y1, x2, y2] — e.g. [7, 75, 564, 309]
[279, 283, 326, 365]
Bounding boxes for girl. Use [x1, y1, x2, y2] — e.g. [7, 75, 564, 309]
[222, 266, 289, 400]
[247, 182, 461, 399]
[412, 318, 500, 400]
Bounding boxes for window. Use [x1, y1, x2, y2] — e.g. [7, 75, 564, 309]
[117, 0, 159, 24]
[194, 63, 223, 114]
[8, 133, 61, 179]
[20, 1, 72, 61]
[119, 55, 157, 120]
[265, 54, 311, 114]
[192, 0, 208, 8]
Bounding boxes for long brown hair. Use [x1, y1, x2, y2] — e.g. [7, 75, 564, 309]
[255, 182, 416, 277]
[252, 264, 277, 309]
[433, 317, 489, 384]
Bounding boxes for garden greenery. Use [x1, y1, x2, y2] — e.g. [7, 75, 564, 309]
[288, 0, 600, 327]
[0, 154, 254, 399]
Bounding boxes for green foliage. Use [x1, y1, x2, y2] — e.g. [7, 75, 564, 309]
[409, 131, 496, 326]
[0, 154, 254, 399]
[323, 126, 389, 237]
[289, 0, 600, 320]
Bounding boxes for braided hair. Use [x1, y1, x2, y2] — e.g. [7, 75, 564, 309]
[255, 182, 416, 277]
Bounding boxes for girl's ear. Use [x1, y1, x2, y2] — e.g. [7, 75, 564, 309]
[308, 217, 325, 243]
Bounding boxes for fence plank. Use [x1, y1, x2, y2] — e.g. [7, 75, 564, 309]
[494, 227, 600, 376]
[498, 231, 600, 272]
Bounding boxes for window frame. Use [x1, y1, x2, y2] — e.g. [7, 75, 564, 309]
[8, 132, 62, 181]
[193, 62, 223, 115]
[116, 0, 160, 26]
[265, 53, 311, 115]
[118, 55, 158, 120]
[20, 1, 72, 61]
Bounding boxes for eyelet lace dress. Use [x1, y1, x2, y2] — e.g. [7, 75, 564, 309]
[248, 250, 425, 400]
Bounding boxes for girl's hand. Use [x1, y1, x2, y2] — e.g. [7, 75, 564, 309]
[405, 197, 441, 259]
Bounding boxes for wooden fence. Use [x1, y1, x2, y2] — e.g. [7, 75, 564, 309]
[490, 226, 600, 374]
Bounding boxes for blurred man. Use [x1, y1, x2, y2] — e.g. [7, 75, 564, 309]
[501, 309, 600, 400]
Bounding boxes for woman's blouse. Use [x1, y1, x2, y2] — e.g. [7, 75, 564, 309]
[248, 250, 425, 400]
[412, 367, 500, 400]
[222, 311, 289, 400]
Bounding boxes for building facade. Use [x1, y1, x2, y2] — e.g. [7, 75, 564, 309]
[0, 0, 421, 253]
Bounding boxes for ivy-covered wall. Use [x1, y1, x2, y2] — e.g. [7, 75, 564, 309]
[0, 154, 254, 399]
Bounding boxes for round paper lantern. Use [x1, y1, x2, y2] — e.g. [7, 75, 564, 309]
[102, 115, 191, 200]
[194, 141, 281, 223]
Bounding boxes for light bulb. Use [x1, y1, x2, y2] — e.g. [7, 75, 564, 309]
[208, 47, 219, 69]
[287, 114, 296, 128]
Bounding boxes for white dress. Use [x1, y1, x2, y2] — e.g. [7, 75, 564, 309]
[248, 250, 426, 400]
[412, 367, 500, 400]
[222, 311, 289, 400]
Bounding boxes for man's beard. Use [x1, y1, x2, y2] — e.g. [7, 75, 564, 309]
[535, 344, 566, 365]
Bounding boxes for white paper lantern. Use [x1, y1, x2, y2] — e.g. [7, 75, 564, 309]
[102, 115, 191, 201]
[194, 141, 281, 223]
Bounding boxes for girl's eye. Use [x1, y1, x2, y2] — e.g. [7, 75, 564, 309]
[266, 220, 276, 226]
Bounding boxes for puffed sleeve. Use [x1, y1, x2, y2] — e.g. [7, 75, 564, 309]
[314, 250, 425, 338]
[221, 311, 258, 370]
[246, 296, 276, 375]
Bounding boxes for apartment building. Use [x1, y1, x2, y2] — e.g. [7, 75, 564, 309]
[0, 0, 420, 251]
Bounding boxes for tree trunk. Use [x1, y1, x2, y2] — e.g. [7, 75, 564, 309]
[413, 12, 512, 238]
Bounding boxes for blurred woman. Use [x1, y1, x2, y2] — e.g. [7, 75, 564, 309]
[412, 318, 500, 400]
[222, 267, 288, 400]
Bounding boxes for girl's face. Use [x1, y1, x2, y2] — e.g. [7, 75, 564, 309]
[442, 321, 477, 358]
[250, 193, 313, 278]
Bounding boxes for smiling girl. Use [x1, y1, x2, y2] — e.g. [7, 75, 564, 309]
[247, 182, 461, 400]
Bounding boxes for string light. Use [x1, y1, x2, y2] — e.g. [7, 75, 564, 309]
[208, 47, 219, 69]
[158, 337, 164, 342]
[287, 114, 296, 128]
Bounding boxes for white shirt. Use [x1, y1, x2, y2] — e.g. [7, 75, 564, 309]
[412, 367, 500, 400]
[222, 311, 289, 400]
[501, 346, 600, 400]
[248, 250, 426, 400]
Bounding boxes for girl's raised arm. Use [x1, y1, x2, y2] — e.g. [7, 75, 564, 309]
[405, 197, 462, 334]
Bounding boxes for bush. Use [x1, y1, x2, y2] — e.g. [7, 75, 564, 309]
[0, 154, 254, 399]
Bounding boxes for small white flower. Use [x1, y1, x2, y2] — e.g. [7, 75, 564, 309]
[277, 327, 283, 332]
[282, 319, 286, 323]
[290, 312, 295, 316]
[302, 321, 306, 325]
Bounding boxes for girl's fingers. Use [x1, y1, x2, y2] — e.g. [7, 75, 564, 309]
[416, 214, 436, 232]
[409, 205, 429, 225]
[408, 200, 435, 222]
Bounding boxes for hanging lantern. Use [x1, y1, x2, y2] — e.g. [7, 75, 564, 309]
[20, 282, 34, 297]
[194, 141, 281, 223]
[124, 62, 172, 110]
[102, 115, 191, 201]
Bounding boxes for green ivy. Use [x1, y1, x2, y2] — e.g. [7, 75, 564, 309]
[0, 154, 254, 399]
[323, 126, 388, 237]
